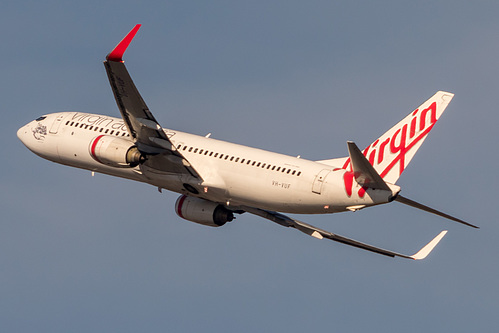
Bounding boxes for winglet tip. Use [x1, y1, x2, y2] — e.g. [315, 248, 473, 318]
[106, 24, 142, 62]
[410, 230, 448, 260]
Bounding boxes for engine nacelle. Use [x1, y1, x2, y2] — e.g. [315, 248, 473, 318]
[89, 135, 142, 168]
[175, 195, 234, 227]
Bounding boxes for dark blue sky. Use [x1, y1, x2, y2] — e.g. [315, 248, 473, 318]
[3, 1, 498, 332]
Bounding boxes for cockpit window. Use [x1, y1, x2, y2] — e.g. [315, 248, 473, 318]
[36, 116, 47, 121]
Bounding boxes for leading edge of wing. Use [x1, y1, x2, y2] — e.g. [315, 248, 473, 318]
[242, 206, 447, 260]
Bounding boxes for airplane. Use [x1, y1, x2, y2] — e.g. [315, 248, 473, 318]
[17, 24, 477, 260]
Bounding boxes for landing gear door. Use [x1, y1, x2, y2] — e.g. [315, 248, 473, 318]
[312, 169, 331, 194]
[49, 114, 66, 134]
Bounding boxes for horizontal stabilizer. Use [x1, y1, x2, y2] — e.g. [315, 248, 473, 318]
[347, 141, 391, 191]
[395, 195, 479, 228]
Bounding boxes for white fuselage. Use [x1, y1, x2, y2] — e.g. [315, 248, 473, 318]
[17, 112, 396, 214]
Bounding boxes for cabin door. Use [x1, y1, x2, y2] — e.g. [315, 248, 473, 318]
[312, 169, 331, 194]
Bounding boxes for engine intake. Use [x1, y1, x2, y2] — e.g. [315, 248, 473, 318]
[175, 195, 234, 227]
[89, 135, 143, 168]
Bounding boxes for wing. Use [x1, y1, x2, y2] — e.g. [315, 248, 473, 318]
[104, 24, 201, 178]
[242, 206, 447, 260]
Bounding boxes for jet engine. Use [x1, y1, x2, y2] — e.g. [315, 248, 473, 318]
[89, 135, 143, 168]
[175, 195, 234, 227]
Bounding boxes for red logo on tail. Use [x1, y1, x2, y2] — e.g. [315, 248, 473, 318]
[342, 102, 437, 196]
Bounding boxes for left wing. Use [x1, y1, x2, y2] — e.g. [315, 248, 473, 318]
[104, 24, 201, 178]
[242, 206, 447, 260]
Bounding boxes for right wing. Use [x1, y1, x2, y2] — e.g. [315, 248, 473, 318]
[104, 24, 201, 179]
[242, 206, 447, 260]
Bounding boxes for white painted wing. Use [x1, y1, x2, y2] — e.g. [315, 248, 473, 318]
[243, 206, 447, 260]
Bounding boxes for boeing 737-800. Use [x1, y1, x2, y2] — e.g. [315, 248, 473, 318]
[17, 25, 477, 260]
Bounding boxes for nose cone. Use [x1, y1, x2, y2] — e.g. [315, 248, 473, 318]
[17, 115, 62, 163]
[17, 123, 30, 146]
[17, 118, 49, 153]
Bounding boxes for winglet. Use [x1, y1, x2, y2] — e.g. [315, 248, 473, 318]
[106, 24, 141, 62]
[410, 230, 447, 260]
